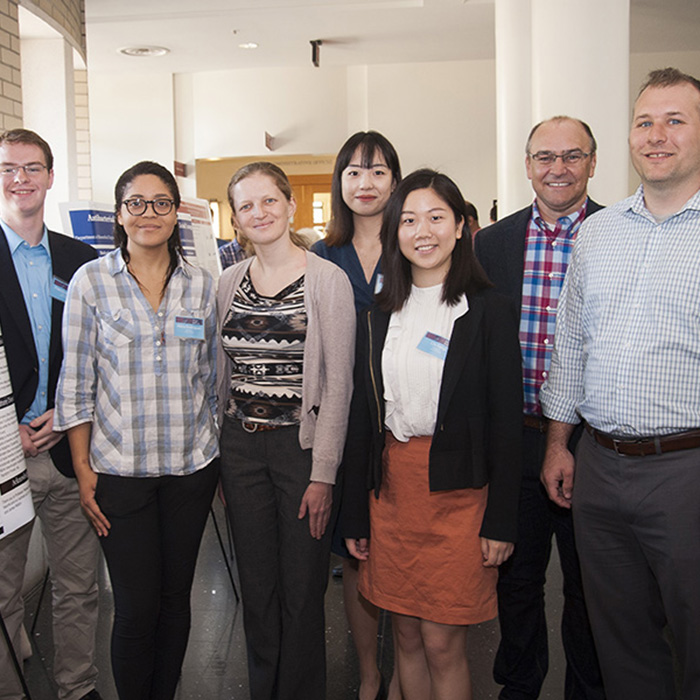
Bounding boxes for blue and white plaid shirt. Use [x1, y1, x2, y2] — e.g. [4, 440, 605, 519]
[55, 248, 219, 476]
[541, 186, 700, 437]
[218, 238, 247, 270]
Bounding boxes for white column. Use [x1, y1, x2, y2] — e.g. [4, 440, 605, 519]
[21, 37, 77, 230]
[495, 0, 533, 216]
[495, 0, 630, 216]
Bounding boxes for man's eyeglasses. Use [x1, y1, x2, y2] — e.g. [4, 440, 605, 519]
[528, 151, 592, 166]
[0, 164, 48, 178]
[122, 198, 176, 216]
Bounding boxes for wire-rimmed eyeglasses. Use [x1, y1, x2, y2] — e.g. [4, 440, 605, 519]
[528, 151, 592, 166]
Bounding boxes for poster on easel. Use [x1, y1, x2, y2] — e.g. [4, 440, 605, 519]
[59, 197, 222, 279]
[0, 327, 34, 541]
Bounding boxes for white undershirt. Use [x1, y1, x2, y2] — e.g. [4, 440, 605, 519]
[382, 284, 468, 441]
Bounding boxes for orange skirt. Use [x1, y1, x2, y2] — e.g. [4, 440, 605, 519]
[358, 432, 497, 625]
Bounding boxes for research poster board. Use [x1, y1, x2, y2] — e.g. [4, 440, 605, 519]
[59, 197, 221, 279]
[0, 326, 34, 541]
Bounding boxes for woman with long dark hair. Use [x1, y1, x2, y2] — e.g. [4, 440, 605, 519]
[341, 169, 522, 700]
[56, 161, 219, 700]
[312, 130, 402, 700]
[217, 161, 355, 699]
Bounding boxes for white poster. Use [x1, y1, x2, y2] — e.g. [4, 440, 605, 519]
[0, 328, 34, 540]
[59, 197, 222, 279]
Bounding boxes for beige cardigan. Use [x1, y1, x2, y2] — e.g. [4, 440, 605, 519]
[216, 251, 356, 484]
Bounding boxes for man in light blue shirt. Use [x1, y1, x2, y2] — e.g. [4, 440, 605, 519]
[541, 68, 700, 700]
[0, 129, 101, 700]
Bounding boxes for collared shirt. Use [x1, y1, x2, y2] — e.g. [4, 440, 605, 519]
[218, 238, 247, 270]
[2, 221, 52, 423]
[55, 248, 219, 476]
[311, 239, 382, 313]
[519, 200, 586, 415]
[541, 185, 700, 437]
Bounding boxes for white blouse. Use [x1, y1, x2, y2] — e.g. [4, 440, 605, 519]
[382, 284, 468, 441]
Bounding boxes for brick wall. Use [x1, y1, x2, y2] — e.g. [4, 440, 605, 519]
[0, 0, 21, 129]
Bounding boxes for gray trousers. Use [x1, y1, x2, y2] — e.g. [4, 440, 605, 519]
[573, 430, 700, 700]
[0, 451, 100, 700]
[220, 417, 335, 700]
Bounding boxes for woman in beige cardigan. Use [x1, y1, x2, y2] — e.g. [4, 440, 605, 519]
[216, 161, 355, 700]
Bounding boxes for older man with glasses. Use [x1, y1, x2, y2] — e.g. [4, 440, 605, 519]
[475, 116, 605, 700]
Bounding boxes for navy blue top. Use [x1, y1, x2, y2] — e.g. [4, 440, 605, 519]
[311, 239, 382, 314]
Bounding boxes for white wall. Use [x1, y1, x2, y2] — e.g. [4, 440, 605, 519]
[367, 60, 497, 228]
[89, 72, 175, 202]
[88, 50, 700, 218]
[190, 65, 349, 159]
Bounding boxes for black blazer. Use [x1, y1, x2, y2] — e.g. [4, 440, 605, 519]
[0, 228, 98, 476]
[474, 198, 604, 309]
[340, 288, 523, 544]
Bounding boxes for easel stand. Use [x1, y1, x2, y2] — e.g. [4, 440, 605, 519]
[0, 607, 32, 699]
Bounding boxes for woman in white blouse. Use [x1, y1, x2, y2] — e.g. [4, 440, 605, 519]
[55, 161, 219, 700]
[341, 169, 522, 700]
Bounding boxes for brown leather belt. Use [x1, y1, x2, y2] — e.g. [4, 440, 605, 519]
[523, 414, 548, 433]
[584, 422, 700, 456]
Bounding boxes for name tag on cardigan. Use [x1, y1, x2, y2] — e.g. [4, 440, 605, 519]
[417, 331, 449, 361]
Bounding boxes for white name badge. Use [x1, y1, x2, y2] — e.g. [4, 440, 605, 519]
[417, 331, 449, 361]
[374, 273, 384, 294]
[51, 276, 68, 303]
[174, 315, 205, 340]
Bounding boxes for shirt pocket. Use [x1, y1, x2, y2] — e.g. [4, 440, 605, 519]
[99, 309, 135, 347]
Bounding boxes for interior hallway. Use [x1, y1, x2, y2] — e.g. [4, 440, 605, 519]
[19, 497, 568, 699]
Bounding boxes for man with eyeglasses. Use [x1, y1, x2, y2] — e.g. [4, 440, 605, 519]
[0, 129, 102, 700]
[541, 68, 700, 700]
[475, 116, 605, 700]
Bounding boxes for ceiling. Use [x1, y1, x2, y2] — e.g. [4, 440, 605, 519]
[17, 1, 700, 75]
[71, 0, 700, 76]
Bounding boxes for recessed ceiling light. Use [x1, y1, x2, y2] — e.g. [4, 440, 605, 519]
[118, 46, 170, 58]
[238, 42, 258, 50]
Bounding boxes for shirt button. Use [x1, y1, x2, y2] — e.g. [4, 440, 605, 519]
[545, 305, 552, 312]
[542, 371, 548, 378]
[158, 312, 164, 317]
[33, 293, 38, 298]
[156, 356, 162, 361]
[548, 272, 554, 280]
[543, 338, 550, 345]
[156, 340, 161, 347]
[41, 357, 46, 363]
[551, 241, 557, 247]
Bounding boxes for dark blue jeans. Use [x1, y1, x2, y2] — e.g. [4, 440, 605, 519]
[493, 424, 604, 700]
[96, 460, 219, 700]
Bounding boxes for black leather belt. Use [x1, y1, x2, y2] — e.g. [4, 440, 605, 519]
[584, 422, 700, 456]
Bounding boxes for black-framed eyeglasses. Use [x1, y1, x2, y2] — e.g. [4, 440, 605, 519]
[528, 150, 592, 166]
[0, 164, 48, 178]
[122, 198, 175, 216]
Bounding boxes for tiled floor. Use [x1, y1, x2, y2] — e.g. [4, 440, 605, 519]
[19, 498, 568, 699]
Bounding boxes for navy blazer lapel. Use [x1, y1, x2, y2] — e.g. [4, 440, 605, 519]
[0, 225, 36, 359]
[507, 208, 530, 308]
[436, 295, 485, 427]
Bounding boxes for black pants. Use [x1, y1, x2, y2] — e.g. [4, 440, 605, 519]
[220, 417, 335, 700]
[96, 461, 219, 700]
[494, 425, 604, 699]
